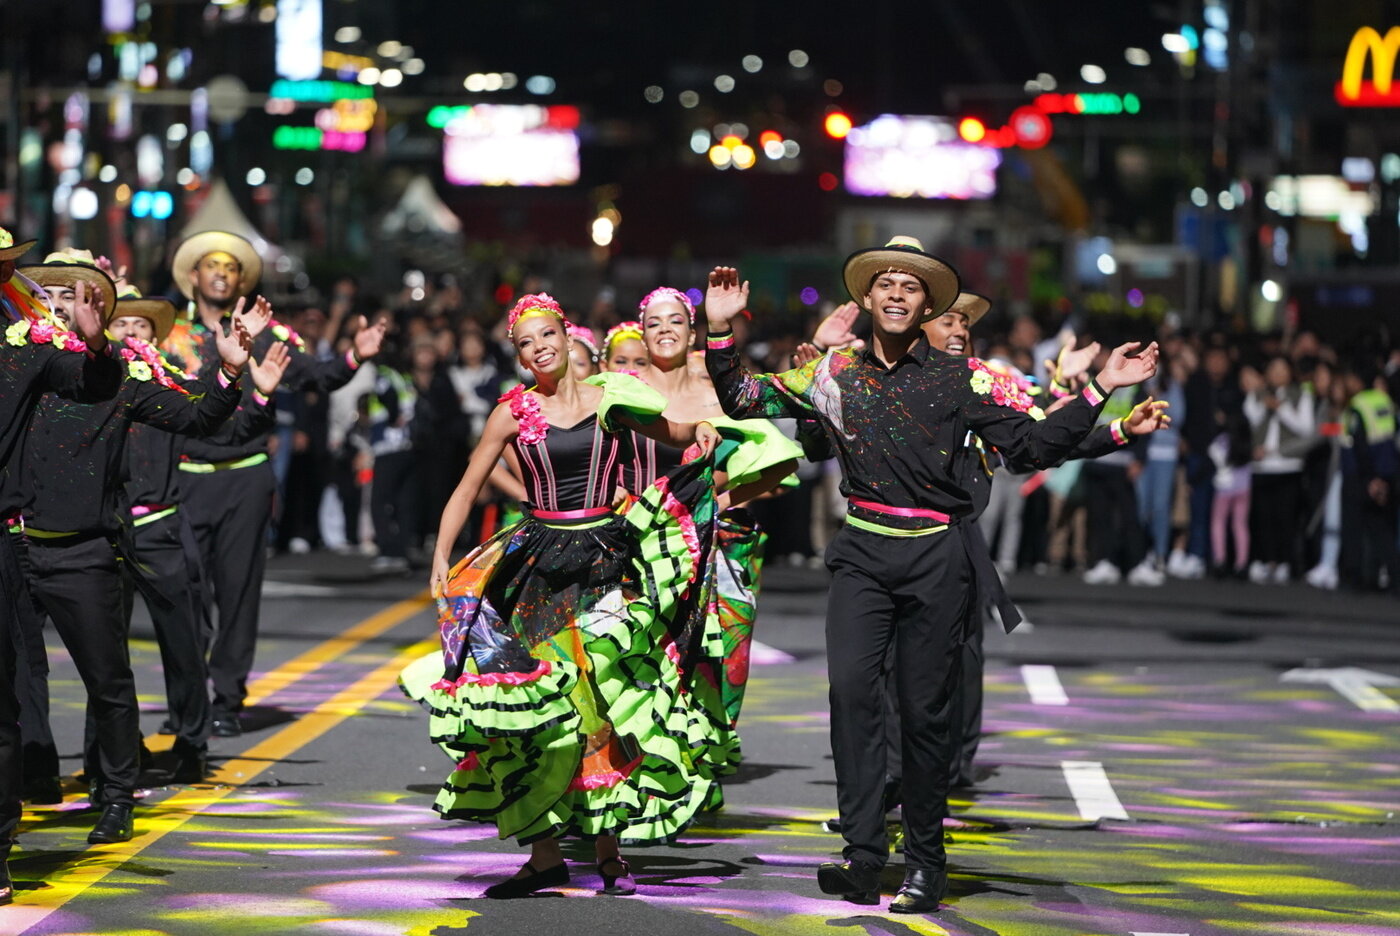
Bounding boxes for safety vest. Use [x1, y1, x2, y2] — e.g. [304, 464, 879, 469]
[1346, 388, 1396, 448]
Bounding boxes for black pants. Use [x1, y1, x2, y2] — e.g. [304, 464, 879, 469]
[1250, 472, 1302, 567]
[371, 451, 421, 559]
[22, 535, 138, 804]
[182, 461, 276, 715]
[0, 534, 27, 845]
[8, 532, 58, 783]
[1084, 462, 1145, 571]
[122, 510, 211, 752]
[825, 524, 968, 871]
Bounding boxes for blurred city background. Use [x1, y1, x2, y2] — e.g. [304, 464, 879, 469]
[3, 0, 1398, 591]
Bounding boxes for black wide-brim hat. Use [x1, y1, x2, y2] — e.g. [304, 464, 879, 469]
[842, 235, 961, 321]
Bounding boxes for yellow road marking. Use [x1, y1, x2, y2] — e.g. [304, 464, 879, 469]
[144, 591, 431, 754]
[11, 600, 436, 933]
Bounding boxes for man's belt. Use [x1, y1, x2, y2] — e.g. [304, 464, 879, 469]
[178, 452, 270, 474]
[846, 498, 950, 537]
[131, 504, 179, 527]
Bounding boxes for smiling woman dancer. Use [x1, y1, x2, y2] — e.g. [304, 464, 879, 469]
[400, 294, 722, 899]
[631, 287, 800, 778]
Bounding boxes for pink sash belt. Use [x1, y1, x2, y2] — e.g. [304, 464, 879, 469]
[848, 498, 951, 524]
[530, 506, 614, 521]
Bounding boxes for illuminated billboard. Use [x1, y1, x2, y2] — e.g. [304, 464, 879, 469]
[442, 105, 580, 187]
[844, 115, 1000, 199]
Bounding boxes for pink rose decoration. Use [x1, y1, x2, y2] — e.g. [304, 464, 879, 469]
[30, 321, 55, 344]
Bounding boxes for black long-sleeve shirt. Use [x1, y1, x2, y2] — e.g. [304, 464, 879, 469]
[21, 364, 243, 534]
[0, 334, 123, 517]
[706, 332, 1109, 531]
[176, 317, 359, 462]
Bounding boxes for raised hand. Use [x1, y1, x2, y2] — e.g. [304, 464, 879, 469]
[813, 301, 865, 351]
[353, 314, 388, 362]
[1055, 339, 1101, 384]
[95, 256, 130, 292]
[1124, 396, 1172, 436]
[250, 341, 291, 395]
[71, 279, 109, 351]
[792, 343, 823, 368]
[704, 267, 750, 330]
[235, 295, 274, 339]
[1095, 341, 1159, 392]
[214, 312, 254, 371]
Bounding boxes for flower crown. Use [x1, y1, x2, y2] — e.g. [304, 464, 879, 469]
[566, 323, 599, 355]
[638, 286, 695, 325]
[604, 320, 643, 355]
[506, 293, 568, 339]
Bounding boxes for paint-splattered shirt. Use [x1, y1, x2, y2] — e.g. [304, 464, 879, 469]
[0, 338, 123, 518]
[706, 332, 1109, 530]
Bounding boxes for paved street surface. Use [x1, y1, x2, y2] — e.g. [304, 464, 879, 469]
[6, 555, 1399, 936]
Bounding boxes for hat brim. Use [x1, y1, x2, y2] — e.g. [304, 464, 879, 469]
[19, 263, 118, 320]
[843, 246, 961, 321]
[112, 298, 177, 344]
[171, 231, 262, 301]
[948, 292, 991, 326]
[0, 239, 38, 262]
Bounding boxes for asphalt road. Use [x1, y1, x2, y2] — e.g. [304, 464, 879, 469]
[6, 555, 1399, 936]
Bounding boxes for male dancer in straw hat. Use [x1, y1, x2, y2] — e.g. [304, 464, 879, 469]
[167, 230, 386, 737]
[15, 254, 266, 843]
[0, 227, 123, 898]
[705, 237, 1159, 913]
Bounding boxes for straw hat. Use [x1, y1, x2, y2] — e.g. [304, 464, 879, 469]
[948, 291, 991, 326]
[20, 250, 118, 317]
[0, 227, 37, 262]
[842, 235, 961, 321]
[111, 285, 176, 343]
[170, 231, 262, 301]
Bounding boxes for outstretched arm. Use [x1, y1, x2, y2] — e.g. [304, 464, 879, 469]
[431, 403, 516, 595]
[718, 458, 797, 511]
[616, 410, 720, 456]
[704, 266, 821, 420]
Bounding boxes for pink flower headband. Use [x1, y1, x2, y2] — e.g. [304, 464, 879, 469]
[604, 320, 643, 355]
[566, 323, 599, 355]
[506, 293, 568, 339]
[638, 286, 695, 325]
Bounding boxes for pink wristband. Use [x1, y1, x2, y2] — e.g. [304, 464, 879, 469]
[252, 390, 270, 406]
[706, 332, 735, 350]
[1109, 418, 1128, 446]
[346, 348, 361, 369]
[1081, 381, 1106, 407]
[216, 368, 238, 388]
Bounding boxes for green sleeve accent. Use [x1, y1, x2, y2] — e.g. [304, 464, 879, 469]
[705, 414, 804, 488]
[585, 372, 669, 432]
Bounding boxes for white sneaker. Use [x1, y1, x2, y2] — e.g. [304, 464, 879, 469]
[1127, 560, 1166, 586]
[1167, 549, 1190, 577]
[1270, 563, 1290, 585]
[1182, 554, 1207, 579]
[289, 537, 311, 555]
[1083, 560, 1122, 585]
[1305, 564, 1338, 590]
[1248, 561, 1270, 585]
[370, 555, 410, 573]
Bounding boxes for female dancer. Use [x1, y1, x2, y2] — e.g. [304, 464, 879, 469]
[401, 294, 721, 899]
[632, 287, 800, 773]
[602, 321, 649, 373]
[566, 323, 600, 380]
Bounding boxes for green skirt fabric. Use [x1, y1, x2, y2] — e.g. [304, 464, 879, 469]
[399, 460, 719, 844]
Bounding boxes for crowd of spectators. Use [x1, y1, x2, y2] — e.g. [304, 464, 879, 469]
[264, 274, 1400, 597]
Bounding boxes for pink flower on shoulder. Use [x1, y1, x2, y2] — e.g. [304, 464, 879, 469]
[499, 384, 547, 445]
[30, 320, 55, 344]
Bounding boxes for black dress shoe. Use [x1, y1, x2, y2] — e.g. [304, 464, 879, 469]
[483, 861, 568, 899]
[88, 803, 135, 845]
[890, 867, 947, 914]
[24, 775, 64, 804]
[211, 714, 242, 738]
[171, 747, 208, 783]
[817, 861, 880, 905]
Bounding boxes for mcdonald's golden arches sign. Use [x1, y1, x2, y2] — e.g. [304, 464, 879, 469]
[1336, 26, 1400, 106]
